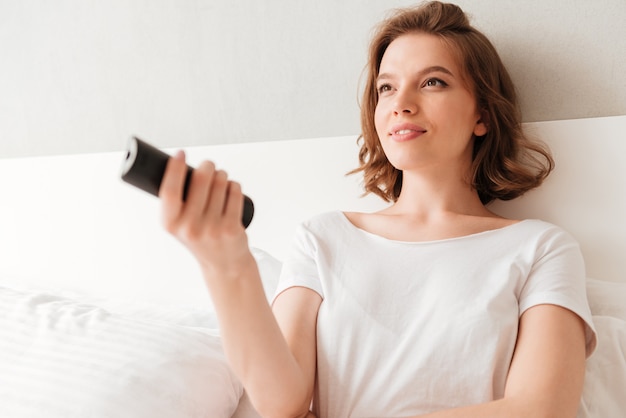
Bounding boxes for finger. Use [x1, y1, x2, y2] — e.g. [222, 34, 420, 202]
[160, 150, 187, 228]
[204, 169, 229, 224]
[183, 160, 216, 223]
[223, 181, 244, 229]
[159, 150, 186, 200]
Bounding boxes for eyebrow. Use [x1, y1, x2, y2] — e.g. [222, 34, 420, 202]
[377, 65, 455, 82]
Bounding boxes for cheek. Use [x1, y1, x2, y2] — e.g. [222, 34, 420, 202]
[442, 99, 481, 136]
[374, 104, 385, 137]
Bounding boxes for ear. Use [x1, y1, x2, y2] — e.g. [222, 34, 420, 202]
[473, 109, 489, 137]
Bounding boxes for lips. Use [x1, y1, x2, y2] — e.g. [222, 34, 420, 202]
[389, 123, 427, 142]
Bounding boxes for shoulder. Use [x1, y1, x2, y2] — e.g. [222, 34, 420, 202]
[299, 211, 349, 234]
[513, 219, 580, 248]
[497, 220, 583, 269]
[288, 211, 353, 253]
[493, 218, 577, 245]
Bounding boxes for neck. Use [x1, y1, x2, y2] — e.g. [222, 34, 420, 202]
[386, 167, 489, 219]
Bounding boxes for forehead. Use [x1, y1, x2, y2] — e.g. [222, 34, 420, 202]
[379, 32, 463, 76]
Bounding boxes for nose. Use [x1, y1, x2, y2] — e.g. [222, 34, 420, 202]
[393, 88, 418, 115]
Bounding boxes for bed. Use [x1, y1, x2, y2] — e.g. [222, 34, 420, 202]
[1, 115, 624, 417]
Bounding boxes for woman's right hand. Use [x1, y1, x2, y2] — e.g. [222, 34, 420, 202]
[158, 150, 255, 282]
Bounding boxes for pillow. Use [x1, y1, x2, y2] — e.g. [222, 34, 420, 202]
[578, 279, 626, 418]
[585, 278, 626, 320]
[579, 316, 626, 417]
[0, 246, 282, 329]
[94, 247, 282, 328]
[250, 247, 282, 301]
[0, 286, 243, 418]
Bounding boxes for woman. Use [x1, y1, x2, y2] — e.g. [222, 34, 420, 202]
[159, 2, 596, 417]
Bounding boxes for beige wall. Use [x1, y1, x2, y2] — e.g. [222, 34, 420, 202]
[1, 0, 625, 158]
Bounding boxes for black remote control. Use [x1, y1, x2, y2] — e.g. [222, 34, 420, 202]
[121, 136, 254, 228]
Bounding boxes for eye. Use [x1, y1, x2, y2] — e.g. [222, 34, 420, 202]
[423, 78, 448, 88]
[377, 83, 393, 95]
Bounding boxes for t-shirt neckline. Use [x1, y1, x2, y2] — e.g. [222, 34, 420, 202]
[336, 210, 530, 245]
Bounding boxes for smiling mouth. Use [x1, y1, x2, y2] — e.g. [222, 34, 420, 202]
[388, 126, 427, 142]
[390, 128, 427, 136]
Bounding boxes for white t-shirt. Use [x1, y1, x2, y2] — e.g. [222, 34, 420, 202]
[274, 211, 597, 418]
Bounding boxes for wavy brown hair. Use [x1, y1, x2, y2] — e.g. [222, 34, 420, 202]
[352, 1, 554, 204]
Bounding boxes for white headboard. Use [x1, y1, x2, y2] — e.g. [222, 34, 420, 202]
[489, 116, 625, 284]
[0, 116, 624, 308]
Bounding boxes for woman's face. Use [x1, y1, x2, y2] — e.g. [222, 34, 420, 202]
[374, 32, 487, 174]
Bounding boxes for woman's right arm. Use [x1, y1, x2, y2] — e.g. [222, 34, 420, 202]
[159, 151, 320, 418]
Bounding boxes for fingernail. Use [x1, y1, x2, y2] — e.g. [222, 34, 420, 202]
[174, 150, 185, 160]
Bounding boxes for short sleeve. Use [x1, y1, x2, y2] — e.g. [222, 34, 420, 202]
[271, 222, 324, 304]
[519, 226, 597, 357]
